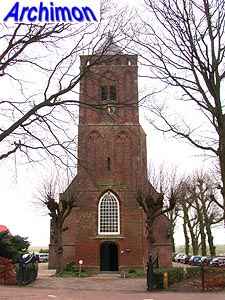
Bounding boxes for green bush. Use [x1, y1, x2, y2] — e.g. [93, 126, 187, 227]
[59, 270, 89, 277]
[127, 269, 145, 278]
[58, 262, 89, 277]
[0, 232, 30, 262]
[153, 267, 185, 289]
[64, 262, 77, 272]
[152, 267, 202, 289]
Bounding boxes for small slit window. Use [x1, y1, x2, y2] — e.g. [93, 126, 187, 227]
[101, 86, 108, 101]
[110, 86, 116, 101]
[107, 157, 111, 171]
[98, 192, 120, 235]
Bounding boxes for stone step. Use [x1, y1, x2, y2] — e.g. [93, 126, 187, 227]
[92, 272, 121, 279]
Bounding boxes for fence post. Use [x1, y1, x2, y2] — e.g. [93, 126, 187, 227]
[163, 272, 168, 289]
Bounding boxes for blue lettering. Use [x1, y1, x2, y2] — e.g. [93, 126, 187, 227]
[3, 2, 98, 23]
[19, 6, 29, 21]
[39, 2, 49, 21]
[55, 7, 72, 22]
[50, 2, 55, 22]
[71, 7, 84, 21]
[82, 6, 97, 21]
[27, 7, 38, 22]
[3, 2, 19, 22]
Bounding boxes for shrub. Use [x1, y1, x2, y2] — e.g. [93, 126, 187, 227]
[58, 262, 89, 277]
[64, 262, 77, 273]
[153, 267, 185, 289]
[127, 269, 145, 277]
[0, 232, 30, 262]
[152, 267, 202, 289]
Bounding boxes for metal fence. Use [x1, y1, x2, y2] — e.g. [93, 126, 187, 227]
[16, 254, 38, 285]
[201, 266, 225, 291]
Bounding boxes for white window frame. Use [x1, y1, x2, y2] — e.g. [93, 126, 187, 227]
[98, 191, 120, 235]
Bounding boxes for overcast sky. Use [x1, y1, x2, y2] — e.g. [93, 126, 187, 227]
[0, 0, 225, 248]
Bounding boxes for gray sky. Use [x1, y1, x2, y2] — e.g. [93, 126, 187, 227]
[0, 0, 225, 248]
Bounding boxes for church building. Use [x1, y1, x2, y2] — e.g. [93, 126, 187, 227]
[49, 39, 172, 271]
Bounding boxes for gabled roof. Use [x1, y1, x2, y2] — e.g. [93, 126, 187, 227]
[95, 33, 123, 55]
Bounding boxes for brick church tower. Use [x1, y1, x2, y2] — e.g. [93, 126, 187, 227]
[49, 38, 172, 271]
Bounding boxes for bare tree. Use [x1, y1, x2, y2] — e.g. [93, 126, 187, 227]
[0, 5, 132, 171]
[132, 0, 225, 217]
[39, 179, 78, 273]
[148, 163, 181, 253]
[176, 171, 223, 255]
[137, 184, 176, 259]
[178, 182, 202, 255]
[187, 172, 223, 255]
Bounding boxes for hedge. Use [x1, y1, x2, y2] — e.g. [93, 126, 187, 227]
[154, 267, 184, 289]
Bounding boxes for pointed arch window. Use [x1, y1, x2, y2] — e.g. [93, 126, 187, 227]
[98, 192, 120, 235]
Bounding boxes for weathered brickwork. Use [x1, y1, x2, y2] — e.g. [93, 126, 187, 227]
[49, 50, 172, 271]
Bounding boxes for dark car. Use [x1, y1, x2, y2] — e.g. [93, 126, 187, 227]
[189, 256, 202, 266]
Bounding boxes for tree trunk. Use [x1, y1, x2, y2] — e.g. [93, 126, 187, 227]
[195, 200, 207, 256]
[189, 226, 198, 255]
[218, 137, 225, 221]
[217, 109, 225, 220]
[204, 216, 216, 256]
[206, 224, 216, 256]
[55, 224, 64, 274]
[183, 222, 190, 255]
[167, 210, 177, 253]
[171, 232, 176, 254]
[182, 202, 198, 255]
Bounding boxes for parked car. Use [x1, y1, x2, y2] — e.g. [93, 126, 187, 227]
[201, 256, 213, 266]
[180, 255, 191, 264]
[189, 255, 202, 266]
[210, 257, 225, 267]
[174, 253, 185, 263]
[37, 253, 49, 263]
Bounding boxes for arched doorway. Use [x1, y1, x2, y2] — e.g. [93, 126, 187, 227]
[100, 241, 118, 271]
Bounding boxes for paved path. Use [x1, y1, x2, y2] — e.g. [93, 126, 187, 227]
[0, 264, 225, 300]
